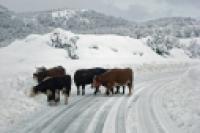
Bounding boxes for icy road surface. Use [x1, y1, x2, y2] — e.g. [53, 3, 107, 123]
[8, 66, 199, 133]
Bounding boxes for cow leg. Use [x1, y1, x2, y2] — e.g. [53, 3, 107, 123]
[47, 90, 56, 106]
[77, 86, 80, 95]
[51, 90, 56, 104]
[106, 84, 112, 96]
[122, 86, 125, 94]
[82, 85, 85, 95]
[106, 88, 110, 95]
[94, 86, 99, 95]
[128, 83, 132, 96]
[111, 87, 114, 94]
[64, 94, 69, 105]
[62, 88, 69, 105]
[47, 89, 53, 102]
[55, 89, 60, 103]
[115, 86, 120, 94]
[47, 95, 51, 102]
[94, 87, 97, 95]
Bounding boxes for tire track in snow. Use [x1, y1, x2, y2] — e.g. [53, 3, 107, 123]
[102, 96, 125, 133]
[137, 80, 166, 133]
[125, 82, 155, 133]
[9, 69, 189, 133]
[152, 80, 183, 133]
[136, 76, 181, 133]
[63, 96, 110, 133]
[21, 95, 91, 133]
[14, 95, 84, 133]
[104, 83, 150, 133]
[93, 96, 124, 133]
[115, 96, 128, 133]
[84, 97, 115, 133]
[39, 96, 97, 133]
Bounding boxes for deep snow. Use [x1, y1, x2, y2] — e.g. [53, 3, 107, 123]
[0, 29, 199, 132]
[163, 66, 200, 133]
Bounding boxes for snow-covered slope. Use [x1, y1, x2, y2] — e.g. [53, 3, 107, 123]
[179, 38, 200, 58]
[163, 66, 200, 133]
[1, 4, 200, 49]
[0, 29, 198, 132]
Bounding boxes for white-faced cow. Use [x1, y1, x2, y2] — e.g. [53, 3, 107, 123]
[33, 66, 66, 84]
[31, 75, 71, 105]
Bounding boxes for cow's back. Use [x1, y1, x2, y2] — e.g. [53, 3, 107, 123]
[56, 75, 71, 88]
[47, 66, 66, 77]
[104, 68, 133, 84]
[36, 77, 56, 92]
[74, 69, 87, 86]
[74, 68, 107, 86]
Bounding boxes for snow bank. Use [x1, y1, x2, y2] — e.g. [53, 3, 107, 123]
[169, 48, 190, 59]
[164, 66, 200, 133]
[0, 29, 198, 131]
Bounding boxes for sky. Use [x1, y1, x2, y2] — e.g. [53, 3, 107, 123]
[0, 0, 199, 21]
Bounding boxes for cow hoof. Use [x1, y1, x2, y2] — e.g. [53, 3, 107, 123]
[48, 101, 56, 106]
[106, 92, 109, 96]
[55, 99, 60, 103]
[128, 93, 132, 96]
[55, 102, 60, 106]
[115, 91, 119, 94]
[64, 101, 68, 105]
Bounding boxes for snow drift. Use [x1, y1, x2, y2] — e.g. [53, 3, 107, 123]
[0, 28, 198, 132]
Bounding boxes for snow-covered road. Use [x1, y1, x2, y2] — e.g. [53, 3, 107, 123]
[6, 67, 195, 133]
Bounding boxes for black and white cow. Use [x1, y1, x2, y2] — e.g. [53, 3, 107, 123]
[31, 75, 71, 105]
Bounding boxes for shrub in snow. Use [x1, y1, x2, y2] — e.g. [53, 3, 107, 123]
[147, 30, 180, 56]
[186, 39, 200, 58]
[50, 29, 79, 59]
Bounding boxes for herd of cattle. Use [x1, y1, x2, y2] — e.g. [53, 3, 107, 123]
[30, 66, 134, 105]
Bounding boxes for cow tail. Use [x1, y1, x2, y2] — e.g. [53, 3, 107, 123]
[132, 70, 134, 90]
[129, 69, 134, 90]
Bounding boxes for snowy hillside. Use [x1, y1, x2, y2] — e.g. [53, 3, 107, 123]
[19, 8, 133, 35]
[21, 9, 200, 39]
[0, 5, 49, 47]
[137, 17, 200, 38]
[0, 5, 24, 46]
[1, 4, 200, 49]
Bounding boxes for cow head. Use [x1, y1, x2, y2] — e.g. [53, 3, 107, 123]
[30, 86, 39, 97]
[33, 73, 38, 80]
[33, 71, 47, 83]
[36, 66, 47, 73]
[93, 76, 101, 88]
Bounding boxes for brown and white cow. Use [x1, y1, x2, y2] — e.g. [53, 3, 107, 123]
[93, 68, 134, 95]
[33, 66, 66, 83]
